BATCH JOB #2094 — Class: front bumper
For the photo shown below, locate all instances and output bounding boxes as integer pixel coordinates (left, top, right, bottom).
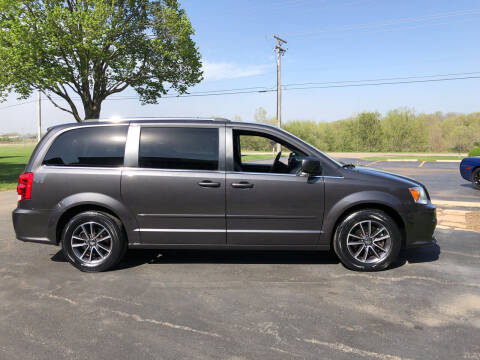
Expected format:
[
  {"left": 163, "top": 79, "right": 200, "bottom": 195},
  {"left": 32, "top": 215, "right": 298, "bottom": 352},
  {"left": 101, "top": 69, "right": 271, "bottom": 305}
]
[
  {"left": 12, "top": 207, "right": 55, "bottom": 245},
  {"left": 402, "top": 202, "right": 437, "bottom": 248}
]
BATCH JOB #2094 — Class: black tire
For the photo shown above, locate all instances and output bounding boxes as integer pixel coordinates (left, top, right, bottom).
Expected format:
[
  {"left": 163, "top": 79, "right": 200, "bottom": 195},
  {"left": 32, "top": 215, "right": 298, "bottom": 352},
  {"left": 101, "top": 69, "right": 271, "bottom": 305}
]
[
  {"left": 61, "top": 211, "right": 127, "bottom": 272},
  {"left": 472, "top": 168, "right": 480, "bottom": 190},
  {"left": 333, "top": 209, "right": 401, "bottom": 271}
]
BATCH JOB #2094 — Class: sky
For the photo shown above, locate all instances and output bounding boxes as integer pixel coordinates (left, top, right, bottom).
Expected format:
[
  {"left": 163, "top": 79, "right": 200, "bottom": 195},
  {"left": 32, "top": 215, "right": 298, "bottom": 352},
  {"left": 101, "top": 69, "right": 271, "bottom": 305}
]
[{"left": 1, "top": 0, "right": 480, "bottom": 134}]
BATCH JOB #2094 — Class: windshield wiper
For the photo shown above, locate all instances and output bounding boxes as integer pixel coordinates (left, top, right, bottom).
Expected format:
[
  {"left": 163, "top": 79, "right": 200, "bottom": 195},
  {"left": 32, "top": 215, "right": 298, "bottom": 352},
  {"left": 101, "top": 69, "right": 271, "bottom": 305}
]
[{"left": 342, "top": 163, "right": 356, "bottom": 169}]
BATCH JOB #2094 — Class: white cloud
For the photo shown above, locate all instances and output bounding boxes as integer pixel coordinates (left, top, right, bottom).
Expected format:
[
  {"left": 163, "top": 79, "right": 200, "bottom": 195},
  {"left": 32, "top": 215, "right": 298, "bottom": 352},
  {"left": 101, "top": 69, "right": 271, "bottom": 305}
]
[{"left": 202, "top": 61, "right": 271, "bottom": 81}]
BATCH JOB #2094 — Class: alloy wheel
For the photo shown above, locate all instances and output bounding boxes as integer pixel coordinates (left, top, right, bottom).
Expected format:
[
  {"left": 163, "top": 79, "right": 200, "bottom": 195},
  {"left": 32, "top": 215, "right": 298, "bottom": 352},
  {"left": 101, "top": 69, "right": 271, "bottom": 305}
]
[
  {"left": 70, "top": 221, "right": 112, "bottom": 266},
  {"left": 346, "top": 220, "right": 392, "bottom": 264}
]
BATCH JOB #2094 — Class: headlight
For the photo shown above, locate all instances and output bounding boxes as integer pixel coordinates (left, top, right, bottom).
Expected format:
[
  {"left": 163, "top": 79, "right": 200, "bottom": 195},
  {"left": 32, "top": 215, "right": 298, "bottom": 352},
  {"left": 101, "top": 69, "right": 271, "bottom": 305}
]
[{"left": 409, "top": 186, "right": 428, "bottom": 204}]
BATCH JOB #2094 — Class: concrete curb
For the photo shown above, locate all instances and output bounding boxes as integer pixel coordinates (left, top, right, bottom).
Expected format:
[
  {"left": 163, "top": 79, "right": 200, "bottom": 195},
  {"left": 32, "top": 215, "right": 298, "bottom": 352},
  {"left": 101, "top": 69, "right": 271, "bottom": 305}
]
[{"left": 433, "top": 200, "right": 480, "bottom": 208}]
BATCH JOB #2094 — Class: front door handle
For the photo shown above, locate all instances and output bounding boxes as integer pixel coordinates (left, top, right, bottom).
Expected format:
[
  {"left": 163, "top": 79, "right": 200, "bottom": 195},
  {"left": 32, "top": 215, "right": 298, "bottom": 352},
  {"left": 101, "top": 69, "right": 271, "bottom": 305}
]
[
  {"left": 198, "top": 180, "right": 221, "bottom": 188},
  {"left": 231, "top": 182, "right": 254, "bottom": 189}
]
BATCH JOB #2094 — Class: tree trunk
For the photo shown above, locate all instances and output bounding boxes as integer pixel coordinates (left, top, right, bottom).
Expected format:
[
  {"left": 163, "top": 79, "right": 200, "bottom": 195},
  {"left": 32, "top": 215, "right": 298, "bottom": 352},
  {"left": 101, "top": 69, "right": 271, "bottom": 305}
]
[{"left": 84, "top": 102, "right": 102, "bottom": 120}]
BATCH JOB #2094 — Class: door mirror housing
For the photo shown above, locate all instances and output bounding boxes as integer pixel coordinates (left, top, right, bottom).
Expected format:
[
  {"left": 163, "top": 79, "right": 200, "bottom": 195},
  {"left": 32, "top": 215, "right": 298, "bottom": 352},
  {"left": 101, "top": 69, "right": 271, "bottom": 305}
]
[{"left": 301, "top": 157, "right": 322, "bottom": 176}]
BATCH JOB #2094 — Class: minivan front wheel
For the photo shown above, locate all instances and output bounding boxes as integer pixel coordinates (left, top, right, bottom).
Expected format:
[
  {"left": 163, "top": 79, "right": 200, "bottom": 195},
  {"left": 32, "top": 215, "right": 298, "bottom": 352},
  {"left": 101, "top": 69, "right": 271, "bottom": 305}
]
[
  {"left": 333, "top": 209, "right": 401, "bottom": 271},
  {"left": 61, "top": 211, "right": 127, "bottom": 272}
]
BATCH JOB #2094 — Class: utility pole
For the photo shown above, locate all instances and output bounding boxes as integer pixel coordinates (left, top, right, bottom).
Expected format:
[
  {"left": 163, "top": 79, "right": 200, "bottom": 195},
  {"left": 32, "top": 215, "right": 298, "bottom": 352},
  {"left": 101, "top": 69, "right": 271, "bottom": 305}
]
[
  {"left": 274, "top": 35, "right": 287, "bottom": 130},
  {"left": 37, "top": 90, "right": 41, "bottom": 142},
  {"left": 274, "top": 35, "right": 286, "bottom": 153}
]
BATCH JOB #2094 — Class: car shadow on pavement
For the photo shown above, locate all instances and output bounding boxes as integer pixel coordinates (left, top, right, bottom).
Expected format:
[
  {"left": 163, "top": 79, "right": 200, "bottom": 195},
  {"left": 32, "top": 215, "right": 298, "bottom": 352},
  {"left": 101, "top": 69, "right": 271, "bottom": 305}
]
[
  {"left": 390, "top": 243, "right": 441, "bottom": 269},
  {"left": 460, "top": 183, "right": 476, "bottom": 189},
  {"left": 51, "top": 248, "right": 341, "bottom": 269},
  {"left": 51, "top": 244, "right": 441, "bottom": 271},
  {"left": 118, "top": 249, "right": 342, "bottom": 269}
]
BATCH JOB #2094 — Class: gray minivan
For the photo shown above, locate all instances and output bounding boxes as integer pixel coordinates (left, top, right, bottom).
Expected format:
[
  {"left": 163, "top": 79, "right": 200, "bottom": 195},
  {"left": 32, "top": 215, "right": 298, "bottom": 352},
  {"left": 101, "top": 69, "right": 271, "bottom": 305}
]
[{"left": 13, "top": 118, "right": 436, "bottom": 272}]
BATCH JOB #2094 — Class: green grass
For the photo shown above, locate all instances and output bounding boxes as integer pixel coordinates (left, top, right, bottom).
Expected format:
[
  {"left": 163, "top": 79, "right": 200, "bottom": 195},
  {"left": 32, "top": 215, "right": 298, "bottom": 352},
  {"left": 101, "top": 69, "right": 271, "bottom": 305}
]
[
  {"left": 241, "top": 151, "right": 292, "bottom": 162},
  {"left": 0, "top": 143, "right": 36, "bottom": 191},
  {"left": 362, "top": 155, "right": 464, "bottom": 162},
  {"left": 242, "top": 154, "right": 275, "bottom": 162}
]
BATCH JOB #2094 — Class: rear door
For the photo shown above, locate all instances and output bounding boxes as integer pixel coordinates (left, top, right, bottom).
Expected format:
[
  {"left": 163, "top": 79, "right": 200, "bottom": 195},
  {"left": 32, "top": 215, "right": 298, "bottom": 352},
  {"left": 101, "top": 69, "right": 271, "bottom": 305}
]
[{"left": 122, "top": 123, "right": 226, "bottom": 245}]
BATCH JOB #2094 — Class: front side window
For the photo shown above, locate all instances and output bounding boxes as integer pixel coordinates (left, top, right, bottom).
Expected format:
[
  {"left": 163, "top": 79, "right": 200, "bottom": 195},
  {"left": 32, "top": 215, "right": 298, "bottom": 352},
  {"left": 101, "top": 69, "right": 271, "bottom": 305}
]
[
  {"left": 233, "top": 130, "right": 306, "bottom": 174},
  {"left": 43, "top": 126, "right": 128, "bottom": 167},
  {"left": 139, "top": 127, "right": 219, "bottom": 171}
]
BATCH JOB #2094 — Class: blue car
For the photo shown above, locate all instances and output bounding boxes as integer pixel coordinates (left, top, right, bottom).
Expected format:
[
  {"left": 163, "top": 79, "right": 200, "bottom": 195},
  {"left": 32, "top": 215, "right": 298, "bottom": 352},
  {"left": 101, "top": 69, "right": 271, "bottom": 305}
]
[{"left": 460, "top": 157, "right": 480, "bottom": 190}]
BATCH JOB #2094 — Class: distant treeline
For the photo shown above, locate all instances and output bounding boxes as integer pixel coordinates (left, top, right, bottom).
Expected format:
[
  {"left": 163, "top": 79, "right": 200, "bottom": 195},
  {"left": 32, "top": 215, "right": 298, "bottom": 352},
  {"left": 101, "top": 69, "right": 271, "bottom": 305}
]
[
  {"left": 243, "top": 108, "right": 480, "bottom": 153},
  {"left": 0, "top": 133, "right": 36, "bottom": 142}
]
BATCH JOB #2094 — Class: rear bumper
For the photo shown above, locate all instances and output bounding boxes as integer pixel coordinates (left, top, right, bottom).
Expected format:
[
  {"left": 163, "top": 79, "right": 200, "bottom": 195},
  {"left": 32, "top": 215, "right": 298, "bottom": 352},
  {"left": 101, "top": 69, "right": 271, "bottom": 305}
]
[
  {"left": 459, "top": 167, "right": 472, "bottom": 181},
  {"left": 402, "top": 203, "right": 437, "bottom": 249},
  {"left": 12, "top": 207, "right": 56, "bottom": 245}
]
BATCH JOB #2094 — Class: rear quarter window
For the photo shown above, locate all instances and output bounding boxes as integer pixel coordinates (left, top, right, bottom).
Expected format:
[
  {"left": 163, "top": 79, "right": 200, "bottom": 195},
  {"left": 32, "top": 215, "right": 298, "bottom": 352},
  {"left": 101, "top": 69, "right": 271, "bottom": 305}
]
[{"left": 43, "top": 126, "right": 128, "bottom": 167}]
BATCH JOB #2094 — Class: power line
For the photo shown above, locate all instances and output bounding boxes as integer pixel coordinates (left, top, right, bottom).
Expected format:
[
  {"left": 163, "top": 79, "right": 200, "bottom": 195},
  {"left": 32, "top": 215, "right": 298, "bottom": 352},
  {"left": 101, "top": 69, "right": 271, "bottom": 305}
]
[
  {"left": 287, "top": 8, "right": 480, "bottom": 38},
  {"left": 1, "top": 73, "right": 480, "bottom": 111},
  {"left": 283, "top": 75, "right": 480, "bottom": 91},
  {"left": 91, "top": 75, "right": 480, "bottom": 99},
  {"left": 0, "top": 99, "right": 37, "bottom": 110},
  {"left": 282, "top": 71, "right": 480, "bottom": 87},
  {"left": 307, "top": 17, "right": 480, "bottom": 40}
]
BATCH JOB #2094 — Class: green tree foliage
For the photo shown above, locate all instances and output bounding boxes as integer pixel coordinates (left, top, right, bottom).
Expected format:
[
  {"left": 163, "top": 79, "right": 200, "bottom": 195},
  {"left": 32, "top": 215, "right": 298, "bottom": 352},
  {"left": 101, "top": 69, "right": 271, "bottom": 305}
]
[
  {"left": 0, "top": 0, "right": 202, "bottom": 121},
  {"left": 469, "top": 147, "right": 480, "bottom": 157},
  {"left": 249, "top": 107, "right": 480, "bottom": 153},
  {"left": 254, "top": 106, "right": 276, "bottom": 126},
  {"left": 382, "top": 109, "right": 428, "bottom": 152},
  {"left": 357, "top": 112, "right": 383, "bottom": 151}
]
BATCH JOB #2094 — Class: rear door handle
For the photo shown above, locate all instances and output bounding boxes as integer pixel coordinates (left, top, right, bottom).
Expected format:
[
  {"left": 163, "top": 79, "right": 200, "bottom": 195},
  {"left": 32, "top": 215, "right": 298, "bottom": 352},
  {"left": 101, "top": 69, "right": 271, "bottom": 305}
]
[
  {"left": 198, "top": 180, "right": 221, "bottom": 188},
  {"left": 231, "top": 182, "right": 254, "bottom": 189}
]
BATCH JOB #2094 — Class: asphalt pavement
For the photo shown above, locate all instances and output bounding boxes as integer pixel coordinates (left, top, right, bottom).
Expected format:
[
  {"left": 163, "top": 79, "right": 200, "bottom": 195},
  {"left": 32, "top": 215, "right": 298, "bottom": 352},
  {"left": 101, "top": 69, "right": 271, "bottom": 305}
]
[
  {"left": 0, "top": 188, "right": 479, "bottom": 360},
  {"left": 336, "top": 158, "right": 479, "bottom": 202}
]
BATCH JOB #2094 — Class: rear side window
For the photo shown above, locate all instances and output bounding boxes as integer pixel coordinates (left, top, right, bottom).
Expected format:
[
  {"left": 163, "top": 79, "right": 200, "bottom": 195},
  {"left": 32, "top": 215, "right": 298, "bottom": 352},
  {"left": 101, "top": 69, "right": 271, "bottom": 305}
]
[
  {"left": 43, "top": 126, "right": 128, "bottom": 167},
  {"left": 139, "top": 127, "right": 219, "bottom": 170}
]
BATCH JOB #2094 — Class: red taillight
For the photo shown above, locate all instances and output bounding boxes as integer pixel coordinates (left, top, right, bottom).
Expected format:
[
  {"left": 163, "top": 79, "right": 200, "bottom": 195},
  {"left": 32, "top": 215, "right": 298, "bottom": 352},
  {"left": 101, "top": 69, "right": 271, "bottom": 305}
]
[
  {"left": 17, "top": 172, "right": 34, "bottom": 202},
  {"left": 466, "top": 167, "right": 472, "bottom": 170}
]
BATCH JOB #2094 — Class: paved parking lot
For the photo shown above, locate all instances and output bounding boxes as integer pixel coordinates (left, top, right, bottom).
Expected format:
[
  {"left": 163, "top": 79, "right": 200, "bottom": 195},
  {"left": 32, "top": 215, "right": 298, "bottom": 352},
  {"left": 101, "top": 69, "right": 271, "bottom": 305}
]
[
  {"left": 1, "top": 182, "right": 479, "bottom": 359},
  {"left": 336, "top": 158, "right": 479, "bottom": 202}
]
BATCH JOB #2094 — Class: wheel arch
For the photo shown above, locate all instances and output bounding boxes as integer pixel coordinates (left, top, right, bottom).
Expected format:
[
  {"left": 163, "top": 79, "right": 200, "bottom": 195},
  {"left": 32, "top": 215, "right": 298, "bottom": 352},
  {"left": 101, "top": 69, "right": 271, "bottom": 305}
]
[
  {"left": 48, "top": 193, "right": 139, "bottom": 245},
  {"left": 55, "top": 204, "right": 124, "bottom": 245},
  {"left": 325, "top": 202, "right": 407, "bottom": 249}
]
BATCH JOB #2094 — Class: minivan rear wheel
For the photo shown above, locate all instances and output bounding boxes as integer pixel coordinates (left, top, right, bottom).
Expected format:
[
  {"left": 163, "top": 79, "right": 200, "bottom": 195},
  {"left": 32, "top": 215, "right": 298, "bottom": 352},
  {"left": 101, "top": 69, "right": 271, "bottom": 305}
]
[
  {"left": 61, "top": 211, "right": 127, "bottom": 272},
  {"left": 333, "top": 209, "right": 401, "bottom": 271}
]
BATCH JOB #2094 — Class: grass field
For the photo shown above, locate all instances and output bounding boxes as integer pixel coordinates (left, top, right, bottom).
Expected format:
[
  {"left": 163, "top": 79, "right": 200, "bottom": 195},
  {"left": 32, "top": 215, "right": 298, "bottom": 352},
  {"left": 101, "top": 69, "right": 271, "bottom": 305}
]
[
  {"left": 362, "top": 155, "right": 464, "bottom": 162},
  {"left": 0, "top": 144, "right": 36, "bottom": 191},
  {"left": 242, "top": 154, "right": 275, "bottom": 162}
]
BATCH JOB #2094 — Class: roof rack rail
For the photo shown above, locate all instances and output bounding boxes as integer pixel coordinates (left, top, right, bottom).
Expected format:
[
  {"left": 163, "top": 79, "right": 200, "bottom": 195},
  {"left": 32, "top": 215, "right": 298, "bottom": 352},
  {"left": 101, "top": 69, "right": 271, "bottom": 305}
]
[{"left": 83, "top": 116, "right": 231, "bottom": 122}]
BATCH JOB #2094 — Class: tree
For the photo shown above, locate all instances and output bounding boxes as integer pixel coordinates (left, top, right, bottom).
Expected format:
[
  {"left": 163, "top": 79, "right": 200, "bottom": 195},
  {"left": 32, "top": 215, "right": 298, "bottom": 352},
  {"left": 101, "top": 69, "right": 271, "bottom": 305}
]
[
  {"left": 357, "top": 112, "right": 383, "bottom": 152},
  {"left": 254, "top": 107, "right": 276, "bottom": 125},
  {"left": 0, "top": 0, "right": 202, "bottom": 122},
  {"left": 382, "top": 109, "right": 428, "bottom": 151}
]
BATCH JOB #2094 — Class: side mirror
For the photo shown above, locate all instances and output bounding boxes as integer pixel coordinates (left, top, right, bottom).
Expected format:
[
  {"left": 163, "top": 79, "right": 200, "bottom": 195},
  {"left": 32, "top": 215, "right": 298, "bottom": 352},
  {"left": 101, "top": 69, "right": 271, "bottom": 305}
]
[{"left": 301, "top": 157, "right": 322, "bottom": 176}]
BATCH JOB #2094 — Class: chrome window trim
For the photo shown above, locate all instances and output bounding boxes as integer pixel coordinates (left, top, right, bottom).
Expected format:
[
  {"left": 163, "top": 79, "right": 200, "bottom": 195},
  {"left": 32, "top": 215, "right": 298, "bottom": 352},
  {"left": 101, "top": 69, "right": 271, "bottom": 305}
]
[
  {"left": 37, "top": 124, "right": 129, "bottom": 170},
  {"left": 124, "top": 168, "right": 225, "bottom": 175},
  {"left": 41, "top": 165, "right": 125, "bottom": 171},
  {"left": 226, "top": 171, "right": 298, "bottom": 177},
  {"left": 137, "top": 125, "right": 224, "bottom": 171}
]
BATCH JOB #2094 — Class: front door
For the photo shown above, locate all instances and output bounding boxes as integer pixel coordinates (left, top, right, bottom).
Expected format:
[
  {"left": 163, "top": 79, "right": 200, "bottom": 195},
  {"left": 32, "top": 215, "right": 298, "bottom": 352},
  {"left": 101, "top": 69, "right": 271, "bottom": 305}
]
[
  {"left": 122, "top": 124, "right": 226, "bottom": 245},
  {"left": 226, "top": 129, "right": 324, "bottom": 245}
]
